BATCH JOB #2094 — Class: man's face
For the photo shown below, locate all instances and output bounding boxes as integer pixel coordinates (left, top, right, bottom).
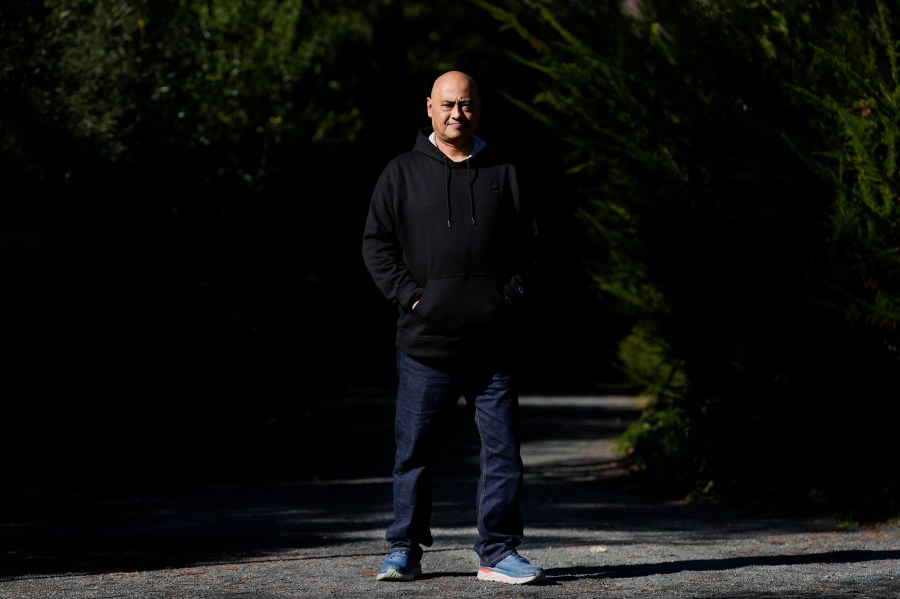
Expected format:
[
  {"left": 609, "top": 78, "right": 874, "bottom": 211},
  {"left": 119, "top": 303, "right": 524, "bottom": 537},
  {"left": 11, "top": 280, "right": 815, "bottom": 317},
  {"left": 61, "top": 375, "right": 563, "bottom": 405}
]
[{"left": 427, "top": 74, "right": 481, "bottom": 148}]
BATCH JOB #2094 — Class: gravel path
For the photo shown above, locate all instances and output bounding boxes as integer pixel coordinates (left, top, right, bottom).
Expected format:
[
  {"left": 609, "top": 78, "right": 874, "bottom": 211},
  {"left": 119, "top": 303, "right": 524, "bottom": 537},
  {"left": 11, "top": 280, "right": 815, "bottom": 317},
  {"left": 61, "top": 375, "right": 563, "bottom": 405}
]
[{"left": 2, "top": 395, "right": 898, "bottom": 598}]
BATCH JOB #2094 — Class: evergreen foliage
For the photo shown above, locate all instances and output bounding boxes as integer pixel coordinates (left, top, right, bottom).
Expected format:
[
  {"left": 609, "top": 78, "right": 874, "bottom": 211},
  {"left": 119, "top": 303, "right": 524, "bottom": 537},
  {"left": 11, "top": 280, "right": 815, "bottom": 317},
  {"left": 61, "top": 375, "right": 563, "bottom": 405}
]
[{"left": 481, "top": 0, "right": 900, "bottom": 516}]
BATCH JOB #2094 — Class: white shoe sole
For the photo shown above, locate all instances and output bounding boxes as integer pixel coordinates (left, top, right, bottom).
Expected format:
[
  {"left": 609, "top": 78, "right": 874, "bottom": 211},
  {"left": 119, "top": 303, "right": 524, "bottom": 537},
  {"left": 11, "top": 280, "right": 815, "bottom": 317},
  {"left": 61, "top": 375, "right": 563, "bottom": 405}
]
[{"left": 477, "top": 568, "right": 544, "bottom": 585}]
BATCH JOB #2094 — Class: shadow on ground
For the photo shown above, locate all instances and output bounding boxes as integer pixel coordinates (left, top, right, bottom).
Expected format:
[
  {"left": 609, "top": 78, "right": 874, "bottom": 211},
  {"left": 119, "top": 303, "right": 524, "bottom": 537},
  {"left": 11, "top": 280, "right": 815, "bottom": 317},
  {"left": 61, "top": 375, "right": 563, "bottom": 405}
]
[
  {"left": 4, "top": 393, "right": 891, "bottom": 591},
  {"left": 2, "top": 393, "right": 638, "bottom": 577}
]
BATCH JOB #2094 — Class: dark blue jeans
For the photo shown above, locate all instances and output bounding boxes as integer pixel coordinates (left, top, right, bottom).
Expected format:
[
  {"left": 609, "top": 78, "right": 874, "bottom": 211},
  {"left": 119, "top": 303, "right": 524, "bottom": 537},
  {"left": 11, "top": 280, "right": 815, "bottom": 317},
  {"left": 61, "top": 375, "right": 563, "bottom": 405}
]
[{"left": 386, "top": 350, "right": 525, "bottom": 567}]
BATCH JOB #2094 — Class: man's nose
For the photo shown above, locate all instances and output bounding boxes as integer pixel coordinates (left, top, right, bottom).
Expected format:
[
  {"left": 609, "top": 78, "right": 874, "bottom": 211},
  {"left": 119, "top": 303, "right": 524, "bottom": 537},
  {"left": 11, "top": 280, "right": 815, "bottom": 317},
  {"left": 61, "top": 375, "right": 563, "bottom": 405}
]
[{"left": 451, "top": 104, "right": 463, "bottom": 120}]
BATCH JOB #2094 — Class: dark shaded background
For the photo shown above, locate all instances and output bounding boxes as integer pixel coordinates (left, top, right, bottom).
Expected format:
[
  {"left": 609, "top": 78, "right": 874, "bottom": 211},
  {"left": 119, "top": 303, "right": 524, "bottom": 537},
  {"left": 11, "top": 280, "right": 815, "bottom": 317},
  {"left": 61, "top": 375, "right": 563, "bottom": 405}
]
[{"left": 2, "top": 43, "right": 627, "bottom": 496}]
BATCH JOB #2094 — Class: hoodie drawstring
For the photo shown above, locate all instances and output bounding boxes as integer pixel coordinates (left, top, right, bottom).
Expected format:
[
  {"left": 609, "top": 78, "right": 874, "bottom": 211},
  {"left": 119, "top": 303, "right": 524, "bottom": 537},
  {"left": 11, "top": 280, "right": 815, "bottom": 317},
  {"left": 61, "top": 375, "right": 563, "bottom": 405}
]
[
  {"left": 444, "top": 157, "right": 452, "bottom": 229},
  {"left": 444, "top": 157, "right": 476, "bottom": 229}
]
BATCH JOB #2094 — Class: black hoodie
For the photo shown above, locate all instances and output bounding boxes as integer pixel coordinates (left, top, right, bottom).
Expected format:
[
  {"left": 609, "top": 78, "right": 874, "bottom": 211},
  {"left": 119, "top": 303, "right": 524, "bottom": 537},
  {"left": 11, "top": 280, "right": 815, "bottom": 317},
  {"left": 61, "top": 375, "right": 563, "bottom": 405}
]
[{"left": 362, "top": 127, "right": 538, "bottom": 359}]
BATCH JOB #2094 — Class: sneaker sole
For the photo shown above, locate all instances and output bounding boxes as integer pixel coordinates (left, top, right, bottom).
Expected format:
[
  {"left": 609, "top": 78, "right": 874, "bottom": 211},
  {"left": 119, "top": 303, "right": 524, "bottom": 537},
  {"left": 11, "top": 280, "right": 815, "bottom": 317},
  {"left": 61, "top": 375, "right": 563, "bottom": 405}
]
[
  {"left": 376, "top": 565, "right": 421, "bottom": 582},
  {"left": 477, "top": 568, "right": 545, "bottom": 585}
]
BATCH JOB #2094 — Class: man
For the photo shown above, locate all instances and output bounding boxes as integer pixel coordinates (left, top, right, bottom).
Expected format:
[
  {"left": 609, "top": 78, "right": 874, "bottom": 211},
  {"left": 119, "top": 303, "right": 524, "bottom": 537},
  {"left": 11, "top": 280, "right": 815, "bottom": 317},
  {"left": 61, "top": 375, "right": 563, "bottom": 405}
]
[{"left": 362, "top": 70, "right": 543, "bottom": 585}]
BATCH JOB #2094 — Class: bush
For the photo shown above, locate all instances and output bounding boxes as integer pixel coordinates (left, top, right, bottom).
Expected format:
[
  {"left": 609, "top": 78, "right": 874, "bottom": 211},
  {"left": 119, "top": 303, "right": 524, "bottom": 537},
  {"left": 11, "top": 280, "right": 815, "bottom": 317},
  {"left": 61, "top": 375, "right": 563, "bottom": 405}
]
[{"left": 483, "top": 0, "right": 900, "bottom": 517}]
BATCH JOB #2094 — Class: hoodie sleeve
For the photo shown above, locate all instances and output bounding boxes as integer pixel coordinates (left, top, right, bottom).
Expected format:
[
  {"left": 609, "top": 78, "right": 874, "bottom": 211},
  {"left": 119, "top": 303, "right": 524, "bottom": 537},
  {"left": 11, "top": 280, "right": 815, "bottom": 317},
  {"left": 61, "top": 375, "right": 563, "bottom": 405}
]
[{"left": 362, "top": 165, "right": 423, "bottom": 310}]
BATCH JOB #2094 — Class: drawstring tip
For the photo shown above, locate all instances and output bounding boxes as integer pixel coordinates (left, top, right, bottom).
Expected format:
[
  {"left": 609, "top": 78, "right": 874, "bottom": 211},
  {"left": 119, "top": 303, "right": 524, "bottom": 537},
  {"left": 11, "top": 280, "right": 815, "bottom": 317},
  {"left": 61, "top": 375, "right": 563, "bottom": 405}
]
[
  {"left": 471, "top": 217, "right": 476, "bottom": 225},
  {"left": 447, "top": 220, "right": 451, "bottom": 229}
]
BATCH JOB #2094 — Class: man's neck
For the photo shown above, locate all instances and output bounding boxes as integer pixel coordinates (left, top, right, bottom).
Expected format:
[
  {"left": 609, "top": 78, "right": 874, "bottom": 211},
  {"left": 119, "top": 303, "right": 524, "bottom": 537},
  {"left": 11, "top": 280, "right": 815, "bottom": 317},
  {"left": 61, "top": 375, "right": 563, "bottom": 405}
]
[{"left": 434, "top": 135, "right": 473, "bottom": 162}]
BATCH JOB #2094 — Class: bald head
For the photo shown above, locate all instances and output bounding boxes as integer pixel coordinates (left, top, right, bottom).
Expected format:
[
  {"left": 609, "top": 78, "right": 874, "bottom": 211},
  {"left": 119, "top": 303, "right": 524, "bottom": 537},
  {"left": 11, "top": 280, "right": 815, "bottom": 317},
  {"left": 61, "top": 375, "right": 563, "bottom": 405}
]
[
  {"left": 427, "top": 71, "right": 482, "bottom": 160},
  {"left": 430, "top": 71, "right": 480, "bottom": 100}
]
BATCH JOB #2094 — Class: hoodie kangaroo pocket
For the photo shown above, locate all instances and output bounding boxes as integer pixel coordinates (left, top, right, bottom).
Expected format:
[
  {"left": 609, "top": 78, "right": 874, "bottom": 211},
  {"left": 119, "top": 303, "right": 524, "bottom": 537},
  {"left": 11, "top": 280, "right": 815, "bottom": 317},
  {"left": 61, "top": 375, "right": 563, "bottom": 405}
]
[{"left": 415, "top": 274, "right": 504, "bottom": 333}]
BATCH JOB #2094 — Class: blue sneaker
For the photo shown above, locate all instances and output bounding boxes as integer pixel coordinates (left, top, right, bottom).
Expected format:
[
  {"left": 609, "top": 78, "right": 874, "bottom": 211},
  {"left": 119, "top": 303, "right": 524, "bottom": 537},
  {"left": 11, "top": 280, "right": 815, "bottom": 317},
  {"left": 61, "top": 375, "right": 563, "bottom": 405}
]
[
  {"left": 376, "top": 549, "right": 422, "bottom": 581},
  {"left": 477, "top": 551, "right": 545, "bottom": 584}
]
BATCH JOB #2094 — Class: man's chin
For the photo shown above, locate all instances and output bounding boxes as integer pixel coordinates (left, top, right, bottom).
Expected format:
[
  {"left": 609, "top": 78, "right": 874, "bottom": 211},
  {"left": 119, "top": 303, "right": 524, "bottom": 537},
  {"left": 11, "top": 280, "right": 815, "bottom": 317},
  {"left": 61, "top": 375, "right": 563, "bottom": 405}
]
[{"left": 443, "top": 131, "right": 470, "bottom": 142}]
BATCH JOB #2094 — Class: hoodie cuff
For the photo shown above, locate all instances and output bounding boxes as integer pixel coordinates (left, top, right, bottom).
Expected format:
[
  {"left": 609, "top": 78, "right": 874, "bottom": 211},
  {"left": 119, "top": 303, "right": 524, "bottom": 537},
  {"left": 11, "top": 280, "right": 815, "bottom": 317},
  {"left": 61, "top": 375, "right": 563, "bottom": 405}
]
[{"left": 399, "top": 285, "right": 424, "bottom": 311}]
